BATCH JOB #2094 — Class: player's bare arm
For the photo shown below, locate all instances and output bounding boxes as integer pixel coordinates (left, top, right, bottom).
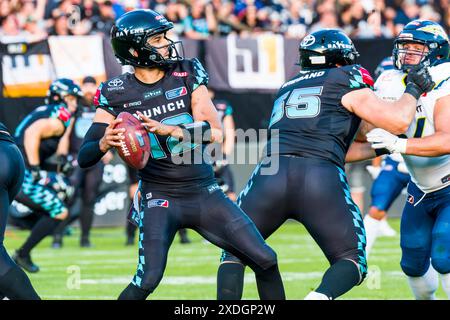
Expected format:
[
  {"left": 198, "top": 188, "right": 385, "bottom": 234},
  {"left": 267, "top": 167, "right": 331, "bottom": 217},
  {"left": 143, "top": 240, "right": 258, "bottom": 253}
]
[
  {"left": 342, "top": 66, "right": 434, "bottom": 134},
  {"left": 367, "top": 94, "right": 450, "bottom": 156},
  {"left": 24, "top": 118, "right": 65, "bottom": 166}
]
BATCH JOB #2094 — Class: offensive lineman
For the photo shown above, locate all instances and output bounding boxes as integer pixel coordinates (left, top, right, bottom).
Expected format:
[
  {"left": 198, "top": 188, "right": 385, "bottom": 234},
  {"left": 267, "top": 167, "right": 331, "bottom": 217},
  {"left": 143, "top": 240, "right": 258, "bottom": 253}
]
[
  {"left": 216, "top": 29, "right": 435, "bottom": 300},
  {"left": 366, "top": 20, "right": 450, "bottom": 299},
  {"left": 78, "top": 9, "right": 285, "bottom": 300}
]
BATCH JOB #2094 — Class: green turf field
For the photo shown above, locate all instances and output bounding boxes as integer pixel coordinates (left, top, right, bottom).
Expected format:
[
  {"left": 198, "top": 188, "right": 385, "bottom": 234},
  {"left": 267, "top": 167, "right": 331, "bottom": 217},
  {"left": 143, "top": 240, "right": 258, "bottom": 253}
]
[{"left": 3, "top": 218, "right": 448, "bottom": 300}]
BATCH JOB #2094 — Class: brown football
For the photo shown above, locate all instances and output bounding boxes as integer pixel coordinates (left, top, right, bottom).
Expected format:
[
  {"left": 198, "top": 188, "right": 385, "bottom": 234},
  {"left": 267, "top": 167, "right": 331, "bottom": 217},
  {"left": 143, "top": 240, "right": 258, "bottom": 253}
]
[{"left": 114, "top": 112, "right": 150, "bottom": 170}]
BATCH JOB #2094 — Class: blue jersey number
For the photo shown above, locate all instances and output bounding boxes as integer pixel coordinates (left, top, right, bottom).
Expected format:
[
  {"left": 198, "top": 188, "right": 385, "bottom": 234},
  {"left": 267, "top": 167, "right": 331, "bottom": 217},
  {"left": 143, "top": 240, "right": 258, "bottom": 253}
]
[
  {"left": 269, "top": 86, "right": 323, "bottom": 128},
  {"left": 148, "top": 113, "right": 198, "bottom": 159}
]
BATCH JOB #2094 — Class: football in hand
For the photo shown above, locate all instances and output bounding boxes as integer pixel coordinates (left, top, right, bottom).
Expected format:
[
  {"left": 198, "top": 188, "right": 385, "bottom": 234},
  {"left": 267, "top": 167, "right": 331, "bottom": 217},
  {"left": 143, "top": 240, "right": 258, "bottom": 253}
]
[{"left": 114, "top": 112, "right": 150, "bottom": 170}]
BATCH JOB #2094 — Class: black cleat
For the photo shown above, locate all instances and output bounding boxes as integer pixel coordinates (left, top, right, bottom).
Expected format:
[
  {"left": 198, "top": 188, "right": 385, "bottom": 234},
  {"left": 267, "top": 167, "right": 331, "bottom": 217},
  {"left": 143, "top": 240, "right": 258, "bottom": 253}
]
[
  {"left": 180, "top": 236, "right": 191, "bottom": 244},
  {"left": 125, "top": 237, "right": 135, "bottom": 246},
  {"left": 13, "top": 252, "right": 40, "bottom": 273},
  {"left": 80, "top": 237, "right": 92, "bottom": 248},
  {"left": 52, "top": 235, "right": 63, "bottom": 249}
]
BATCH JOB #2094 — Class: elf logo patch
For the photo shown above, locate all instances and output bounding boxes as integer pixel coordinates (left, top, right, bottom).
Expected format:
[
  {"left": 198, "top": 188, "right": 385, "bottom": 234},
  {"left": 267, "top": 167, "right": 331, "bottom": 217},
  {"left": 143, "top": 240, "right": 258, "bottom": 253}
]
[
  {"left": 148, "top": 199, "right": 169, "bottom": 208},
  {"left": 407, "top": 194, "right": 414, "bottom": 204},
  {"left": 172, "top": 71, "right": 188, "bottom": 77},
  {"left": 165, "top": 86, "right": 187, "bottom": 100}
]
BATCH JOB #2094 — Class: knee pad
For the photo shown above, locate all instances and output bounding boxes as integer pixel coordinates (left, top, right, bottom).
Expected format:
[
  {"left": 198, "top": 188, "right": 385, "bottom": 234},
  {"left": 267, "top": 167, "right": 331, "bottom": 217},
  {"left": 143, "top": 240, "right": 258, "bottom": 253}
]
[
  {"left": 431, "top": 258, "right": 450, "bottom": 275},
  {"left": 334, "top": 249, "right": 368, "bottom": 284},
  {"left": 401, "top": 248, "right": 430, "bottom": 277},
  {"left": 134, "top": 268, "right": 164, "bottom": 293},
  {"left": 257, "top": 246, "right": 277, "bottom": 270}
]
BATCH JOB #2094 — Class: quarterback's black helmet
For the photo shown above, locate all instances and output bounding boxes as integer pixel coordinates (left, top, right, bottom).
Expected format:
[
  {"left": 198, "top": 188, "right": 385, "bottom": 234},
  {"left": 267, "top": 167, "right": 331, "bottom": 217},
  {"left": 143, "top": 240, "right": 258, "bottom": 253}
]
[{"left": 110, "top": 9, "right": 183, "bottom": 67}]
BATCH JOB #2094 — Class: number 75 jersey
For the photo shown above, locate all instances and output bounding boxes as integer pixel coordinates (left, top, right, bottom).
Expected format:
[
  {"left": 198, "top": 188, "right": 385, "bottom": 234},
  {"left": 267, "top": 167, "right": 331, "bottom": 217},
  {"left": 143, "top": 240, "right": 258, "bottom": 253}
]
[
  {"left": 266, "top": 64, "right": 374, "bottom": 169},
  {"left": 374, "top": 62, "right": 450, "bottom": 192}
]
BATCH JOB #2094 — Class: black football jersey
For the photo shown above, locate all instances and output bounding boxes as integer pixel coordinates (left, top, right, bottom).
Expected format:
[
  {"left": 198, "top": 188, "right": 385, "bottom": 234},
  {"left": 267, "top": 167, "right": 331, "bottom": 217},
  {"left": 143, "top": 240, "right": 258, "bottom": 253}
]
[
  {"left": 14, "top": 104, "right": 73, "bottom": 167},
  {"left": 94, "top": 58, "right": 215, "bottom": 188},
  {"left": 0, "top": 122, "right": 14, "bottom": 143},
  {"left": 266, "top": 64, "right": 374, "bottom": 168}
]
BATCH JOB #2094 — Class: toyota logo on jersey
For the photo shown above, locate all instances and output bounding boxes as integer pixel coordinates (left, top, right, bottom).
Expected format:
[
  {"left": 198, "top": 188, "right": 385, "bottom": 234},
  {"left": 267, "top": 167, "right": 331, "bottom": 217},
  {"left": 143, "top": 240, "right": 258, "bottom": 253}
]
[{"left": 108, "top": 79, "right": 124, "bottom": 87}]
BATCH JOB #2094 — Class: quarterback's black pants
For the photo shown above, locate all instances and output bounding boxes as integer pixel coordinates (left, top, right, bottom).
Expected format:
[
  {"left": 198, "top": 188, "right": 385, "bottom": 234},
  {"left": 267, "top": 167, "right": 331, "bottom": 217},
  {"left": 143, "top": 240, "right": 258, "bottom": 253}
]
[{"left": 121, "top": 181, "right": 282, "bottom": 299}]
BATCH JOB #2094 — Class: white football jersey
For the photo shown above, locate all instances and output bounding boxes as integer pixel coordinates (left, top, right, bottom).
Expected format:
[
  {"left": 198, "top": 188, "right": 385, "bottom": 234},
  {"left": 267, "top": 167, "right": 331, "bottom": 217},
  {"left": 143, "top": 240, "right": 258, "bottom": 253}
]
[{"left": 374, "top": 62, "right": 450, "bottom": 192}]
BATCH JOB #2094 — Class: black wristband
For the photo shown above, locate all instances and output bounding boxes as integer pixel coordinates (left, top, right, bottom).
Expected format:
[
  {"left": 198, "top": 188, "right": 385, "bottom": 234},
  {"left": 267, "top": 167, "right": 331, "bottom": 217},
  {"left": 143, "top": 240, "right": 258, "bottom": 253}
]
[
  {"left": 29, "top": 164, "right": 41, "bottom": 172},
  {"left": 179, "top": 121, "right": 212, "bottom": 144},
  {"left": 375, "top": 148, "right": 391, "bottom": 156},
  {"left": 404, "top": 82, "right": 422, "bottom": 100}
]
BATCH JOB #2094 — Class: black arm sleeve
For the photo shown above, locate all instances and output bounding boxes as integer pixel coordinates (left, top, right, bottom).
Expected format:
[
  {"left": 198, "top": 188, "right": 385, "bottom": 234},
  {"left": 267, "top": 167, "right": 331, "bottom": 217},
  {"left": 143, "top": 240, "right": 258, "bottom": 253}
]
[{"left": 78, "top": 122, "right": 108, "bottom": 168}]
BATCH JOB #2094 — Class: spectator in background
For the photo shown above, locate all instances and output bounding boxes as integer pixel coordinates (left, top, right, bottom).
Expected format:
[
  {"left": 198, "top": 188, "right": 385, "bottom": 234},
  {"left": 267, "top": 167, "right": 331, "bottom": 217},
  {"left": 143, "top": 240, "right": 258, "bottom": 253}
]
[
  {"left": 418, "top": 4, "right": 440, "bottom": 22},
  {"left": 165, "top": 1, "right": 188, "bottom": 36},
  {"left": 377, "top": 0, "right": 397, "bottom": 37},
  {"left": 393, "top": 0, "right": 420, "bottom": 35},
  {"left": 184, "top": 0, "right": 217, "bottom": 39},
  {"left": 48, "top": 11, "right": 72, "bottom": 35},
  {"left": 150, "top": 0, "right": 169, "bottom": 15},
  {"left": 355, "top": 9, "right": 393, "bottom": 38},
  {"left": 284, "top": 0, "right": 308, "bottom": 39},
  {"left": 308, "top": 8, "right": 339, "bottom": 33},
  {"left": 239, "top": 3, "right": 265, "bottom": 37},
  {"left": 82, "top": 0, "right": 100, "bottom": 21},
  {"left": 0, "top": 12, "right": 34, "bottom": 42},
  {"left": 210, "top": 0, "right": 241, "bottom": 36},
  {"left": 90, "top": 0, "right": 116, "bottom": 35}
]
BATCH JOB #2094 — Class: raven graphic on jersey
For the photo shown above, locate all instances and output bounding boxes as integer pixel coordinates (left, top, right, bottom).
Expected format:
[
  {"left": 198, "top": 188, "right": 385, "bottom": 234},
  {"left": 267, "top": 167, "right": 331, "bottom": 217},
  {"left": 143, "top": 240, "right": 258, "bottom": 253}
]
[
  {"left": 94, "top": 58, "right": 215, "bottom": 188},
  {"left": 266, "top": 64, "right": 373, "bottom": 168}
]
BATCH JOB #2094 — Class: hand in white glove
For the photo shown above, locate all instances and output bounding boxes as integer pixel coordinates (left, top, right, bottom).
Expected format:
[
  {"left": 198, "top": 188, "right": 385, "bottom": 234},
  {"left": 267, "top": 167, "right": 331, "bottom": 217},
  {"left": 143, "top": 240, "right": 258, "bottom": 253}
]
[{"left": 366, "top": 128, "right": 407, "bottom": 154}]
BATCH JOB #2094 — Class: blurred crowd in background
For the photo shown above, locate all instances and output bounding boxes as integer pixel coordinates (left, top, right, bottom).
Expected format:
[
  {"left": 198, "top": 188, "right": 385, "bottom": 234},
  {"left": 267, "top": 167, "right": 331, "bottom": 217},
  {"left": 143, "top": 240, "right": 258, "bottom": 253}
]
[{"left": 0, "top": 0, "right": 449, "bottom": 44}]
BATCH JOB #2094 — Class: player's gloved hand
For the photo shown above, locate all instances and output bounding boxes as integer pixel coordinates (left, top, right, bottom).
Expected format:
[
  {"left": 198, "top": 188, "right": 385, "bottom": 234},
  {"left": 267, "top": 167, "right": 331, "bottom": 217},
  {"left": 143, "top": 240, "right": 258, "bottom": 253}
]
[
  {"left": 365, "top": 165, "right": 382, "bottom": 180},
  {"left": 405, "top": 63, "right": 435, "bottom": 99},
  {"left": 29, "top": 165, "right": 45, "bottom": 183},
  {"left": 366, "top": 128, "right": 407, "bottom": 154}
]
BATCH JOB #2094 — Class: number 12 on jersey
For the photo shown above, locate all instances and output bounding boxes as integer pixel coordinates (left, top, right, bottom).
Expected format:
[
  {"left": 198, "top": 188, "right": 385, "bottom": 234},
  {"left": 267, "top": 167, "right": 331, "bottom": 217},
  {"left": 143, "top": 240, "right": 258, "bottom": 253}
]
[{"left": 269, "top": 86, "right": 323, "bottom": 128}]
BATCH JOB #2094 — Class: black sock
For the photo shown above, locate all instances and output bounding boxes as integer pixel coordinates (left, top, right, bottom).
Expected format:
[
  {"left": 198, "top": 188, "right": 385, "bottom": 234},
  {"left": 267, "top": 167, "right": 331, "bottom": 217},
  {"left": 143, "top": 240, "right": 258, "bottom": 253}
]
[
  {"left": 18, "top": 215, "right": 60, "bottom": 256},
  {"left": 0, "top": 265, "right": 40, "bottom": 300},
  {"left": 315, "top": 259, "right": 361, "bottom": 299},
  {"left": 126, "top": 222, "right": 137, "bottom": 240},
  {"left": 118, "top": 283, "right": 151, "bottom": 300},
  {"left": 53, "top": 215, "right": 77, "bottom": 238},
  {"left": 254, "top": 264, "right": 285, "bottom": 300},
  {"left": 80, "top": 205, "right": 94, "bottom": 240},
  {"left": 217, "top": 263, "right": 245, "bottom": 300}
]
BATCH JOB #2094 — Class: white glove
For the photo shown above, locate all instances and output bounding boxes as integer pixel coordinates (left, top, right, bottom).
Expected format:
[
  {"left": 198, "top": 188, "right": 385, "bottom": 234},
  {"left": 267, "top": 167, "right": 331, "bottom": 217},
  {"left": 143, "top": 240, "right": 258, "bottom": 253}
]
[
  {"left": 366, "top": 128, "right": 407, "bottom": 154},
  {"left": 366, "top": 165, "right": 382, "bottom": 180}
]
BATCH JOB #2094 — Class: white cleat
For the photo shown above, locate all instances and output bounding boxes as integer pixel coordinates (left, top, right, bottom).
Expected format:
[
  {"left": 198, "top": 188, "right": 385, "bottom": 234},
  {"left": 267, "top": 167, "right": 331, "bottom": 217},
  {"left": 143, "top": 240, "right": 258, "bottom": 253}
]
[
  {"left": 304, "top": 291, "right": 331, "bottom": 300},
  {"left": 378, "top": 219, "right": 397, "bottom": 237}
]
